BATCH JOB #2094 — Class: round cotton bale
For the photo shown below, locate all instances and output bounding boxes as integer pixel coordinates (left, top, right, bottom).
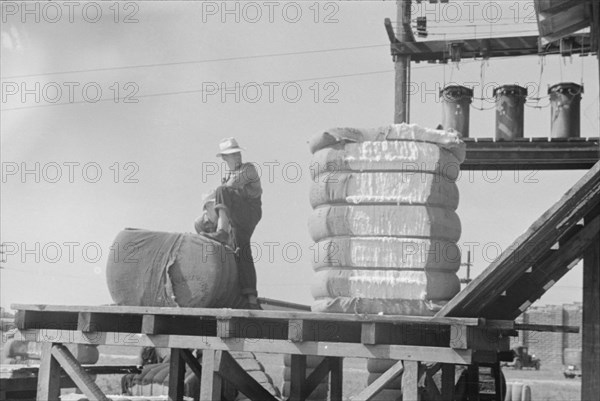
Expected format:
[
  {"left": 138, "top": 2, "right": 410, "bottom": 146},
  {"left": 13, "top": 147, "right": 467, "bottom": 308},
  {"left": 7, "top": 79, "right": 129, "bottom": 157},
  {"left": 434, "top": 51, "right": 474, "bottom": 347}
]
[{"left": 106, "top": 228, "right": 247, "bottom": 308}]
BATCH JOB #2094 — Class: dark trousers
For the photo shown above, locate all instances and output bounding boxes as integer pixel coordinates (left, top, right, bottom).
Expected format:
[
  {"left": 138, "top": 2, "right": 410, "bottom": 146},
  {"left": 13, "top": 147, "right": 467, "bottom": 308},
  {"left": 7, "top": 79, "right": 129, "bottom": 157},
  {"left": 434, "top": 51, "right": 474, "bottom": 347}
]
[{"left": 214, "top": 185, "right": 262, "bottom": 297}]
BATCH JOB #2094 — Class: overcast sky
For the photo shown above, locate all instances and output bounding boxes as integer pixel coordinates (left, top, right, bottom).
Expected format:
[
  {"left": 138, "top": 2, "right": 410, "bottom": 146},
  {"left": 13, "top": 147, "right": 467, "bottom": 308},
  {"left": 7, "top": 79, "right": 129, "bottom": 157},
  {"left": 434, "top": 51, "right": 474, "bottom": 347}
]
[{"left": 1, "top": 1, "right": 598, "bottom": 310}]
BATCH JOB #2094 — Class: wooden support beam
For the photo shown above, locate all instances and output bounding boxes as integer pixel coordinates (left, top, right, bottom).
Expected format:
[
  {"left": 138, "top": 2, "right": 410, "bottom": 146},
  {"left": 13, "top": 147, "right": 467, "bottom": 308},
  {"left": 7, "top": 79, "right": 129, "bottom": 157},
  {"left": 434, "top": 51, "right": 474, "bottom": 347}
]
[
  {"left": 361, "top": 323, "right": 450, "bottom": 346},
  {"left": 514, "top": 323, "right": 579, "bottom": 333},
  {"left": 484, "top": 319, "right": 579, "bottom": 333},
  {"left": 351, "top": 360, "right": 404, "bottom": 401},
  {"left": 17, "top": 310, "right": 77, "bottom": 331},
  {"left": 180, "top": 349, "right": 202, "bottom": 379},
  {"left": 302, "top": 357, "right": 332, "bottom": 400},
  {"left": 391, "top": 34, "right": 593, "bottom": 62},
  {"left": 461, "top": 138, "right": 600, "bottom": 171},
  {"left": 582, "top": 211, "right": 600, "bottom": 400},
  {"left": 472, "top": 351, "right": 498, "bottom": 364},
  {"left": 401, "top": 361, "right": 420, "bottom": 401},
  {"left": 37, "top": 343, "right": 60, "bottom": 401},
  {"left": 78, "top": 312, "right": 141, "bottom": 333},
  {"left": 168, "top": 349, "right": 185, "bottom": 401},
  {"left": 50, "top": 344, "right": 109, "bottom": 401},
  {"left": 141, "top": 314, "right": 216, "bottom": 336},
  {"left": 217, "top": 317, "right": 288, "bottom": 340},
  {"left": 450, "top": 326, "right": 509, "bottom": 352},
  {"left": 330, "top": 357, "right": 343, "bottom": 401},
  {"left": 217, "top": 351, "right": 278, "bottom": 401},
  {"left": 289, "top": 319, "right": 362, "bottom": 343},
  {"left": 200, "top": 350, "right": 223, "bottom": 401},
  {"left": 10, "top": 304, "right": 483, "bottom": 327},
  {"left": 14, "top": 330, "right": 474, "bottom": 364},
  {"left": 289, "top": 355, "right": 307, "bottom": 401},
  {"left": 440, "top": 364, "right": 455, "bottom": 400}
]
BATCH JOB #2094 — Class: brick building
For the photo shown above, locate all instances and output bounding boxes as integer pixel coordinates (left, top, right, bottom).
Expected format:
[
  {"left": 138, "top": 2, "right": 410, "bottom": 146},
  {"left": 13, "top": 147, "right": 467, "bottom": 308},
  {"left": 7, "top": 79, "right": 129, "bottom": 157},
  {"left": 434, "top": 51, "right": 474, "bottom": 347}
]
[{"left": 511, "top": 303, "right": 583, "bottom": 366}]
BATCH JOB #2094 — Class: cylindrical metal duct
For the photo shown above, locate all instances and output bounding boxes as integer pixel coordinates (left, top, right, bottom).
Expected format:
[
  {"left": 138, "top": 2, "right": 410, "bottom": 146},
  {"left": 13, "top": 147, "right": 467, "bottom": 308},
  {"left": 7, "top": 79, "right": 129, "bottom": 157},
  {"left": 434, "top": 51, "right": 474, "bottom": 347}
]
[
  {"left": 494, "top": 85, "right": 528, "bottom": 140},
  {"left": 548, "top": 82, "right": 583, "bottom": 138},
  {"left": 440, "top": 85, "right": 474, "bottom": 138}
]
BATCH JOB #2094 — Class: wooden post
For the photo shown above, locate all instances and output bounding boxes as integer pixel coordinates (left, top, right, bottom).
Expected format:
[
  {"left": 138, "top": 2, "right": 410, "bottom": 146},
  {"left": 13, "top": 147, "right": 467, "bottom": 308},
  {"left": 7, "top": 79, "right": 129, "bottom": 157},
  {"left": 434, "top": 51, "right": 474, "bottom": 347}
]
[
  {"left": 401, "top": 361, "right": 420, "bottom": 401},
  {"left": 491, "top": 362, "right": 503, "bottom": 401},
  {"left": 582, "top": 211, "right": 600, "bottom": 400},
  {"left": 440, "top": 364, "right": 455, "bottom": 400},
  {"left": 593, "top": 0, "right": 600, "bottom": 119},
  {"left": 330, "top": 357, "right": 343, "bottom": 401},
  {"left": 395, "top": 0, "right": 412, "bottom": 123},
  {"left": 289, "top": 355, "right": 307, "bottom": 401},
  {"left": 466, "top": 364, "right": 479, "bottom": 400},
  {"left": 168, "top": 349, "right": 186, "bottom": 401},
  {"left": 37, "top": 343, "right": 60, "bottom": 401},
  {"left": 200, "top": 350, "right": 223, "bottom": 401}
]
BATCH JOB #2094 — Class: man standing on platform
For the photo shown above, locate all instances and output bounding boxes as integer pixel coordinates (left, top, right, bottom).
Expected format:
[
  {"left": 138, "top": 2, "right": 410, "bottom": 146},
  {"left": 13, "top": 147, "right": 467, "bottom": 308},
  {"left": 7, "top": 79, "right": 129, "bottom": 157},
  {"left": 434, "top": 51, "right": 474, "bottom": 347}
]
[{"left": 202, "top": 137, "right": 263, "bottom": 309}]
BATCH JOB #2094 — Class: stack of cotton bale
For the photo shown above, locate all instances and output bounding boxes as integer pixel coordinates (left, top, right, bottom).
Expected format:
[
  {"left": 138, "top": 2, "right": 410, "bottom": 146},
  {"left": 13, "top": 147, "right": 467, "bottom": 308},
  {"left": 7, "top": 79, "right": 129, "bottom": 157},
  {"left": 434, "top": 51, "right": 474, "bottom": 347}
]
[
  {"left": 307, "top": 124, "right": 465, "bottom": 400},
  {"left": 308, "top": 123, "right": 465, "bottom": 314}
]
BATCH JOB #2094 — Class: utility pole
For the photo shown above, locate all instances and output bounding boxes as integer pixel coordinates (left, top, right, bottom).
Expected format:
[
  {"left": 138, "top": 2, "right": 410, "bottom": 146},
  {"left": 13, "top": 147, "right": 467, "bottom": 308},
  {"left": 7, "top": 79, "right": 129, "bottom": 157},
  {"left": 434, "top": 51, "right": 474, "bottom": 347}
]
[
  {"left": 460, "top": 251, "right": 472, "bottom": 285},
  {"left": 395, "top": 0, "right": 412, "bottom": 123}
]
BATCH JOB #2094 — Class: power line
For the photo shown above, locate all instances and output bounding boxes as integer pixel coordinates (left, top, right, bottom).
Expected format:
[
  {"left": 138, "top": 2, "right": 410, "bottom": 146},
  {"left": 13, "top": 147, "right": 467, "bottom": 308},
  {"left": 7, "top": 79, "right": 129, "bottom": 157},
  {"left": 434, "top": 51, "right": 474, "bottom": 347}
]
[
  {"left": 1, "top": 44, "right": 390, "bottom": 80},
  {"left": 0, "top": 58, "right": 495, "bottom": 112},
  {"left": 1, "top": 70, "right": 394, "bottom": 111},
  {"left": 2, "top": 60, "right": 486, "bottom": 112}
]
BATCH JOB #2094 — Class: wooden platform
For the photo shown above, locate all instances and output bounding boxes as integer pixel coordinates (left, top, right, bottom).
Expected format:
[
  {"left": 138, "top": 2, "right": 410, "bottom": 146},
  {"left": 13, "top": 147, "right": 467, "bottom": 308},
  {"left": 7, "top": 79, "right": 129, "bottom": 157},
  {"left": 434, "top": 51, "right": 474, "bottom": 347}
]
[
  {"left": 461, "top": 137, "right": 600, "bottom": 170},
  {"left": 11, "top": 303, "right": 580, "bottom": 401}
]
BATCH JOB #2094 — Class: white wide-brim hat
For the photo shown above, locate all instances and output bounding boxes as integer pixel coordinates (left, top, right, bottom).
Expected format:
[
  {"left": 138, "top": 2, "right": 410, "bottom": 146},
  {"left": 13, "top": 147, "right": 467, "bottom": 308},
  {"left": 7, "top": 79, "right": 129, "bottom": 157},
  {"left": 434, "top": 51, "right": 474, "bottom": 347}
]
[{"left": 216, "top": 137, "right": 244, "bottom": 156}]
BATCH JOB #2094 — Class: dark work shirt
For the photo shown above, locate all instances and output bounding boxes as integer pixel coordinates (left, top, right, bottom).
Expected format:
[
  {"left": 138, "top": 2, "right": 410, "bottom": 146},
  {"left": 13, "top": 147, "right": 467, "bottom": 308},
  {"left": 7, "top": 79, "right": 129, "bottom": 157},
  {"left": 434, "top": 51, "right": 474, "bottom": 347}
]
[{"left": 223, "top": 162, "right": 262, "bottom": 199}]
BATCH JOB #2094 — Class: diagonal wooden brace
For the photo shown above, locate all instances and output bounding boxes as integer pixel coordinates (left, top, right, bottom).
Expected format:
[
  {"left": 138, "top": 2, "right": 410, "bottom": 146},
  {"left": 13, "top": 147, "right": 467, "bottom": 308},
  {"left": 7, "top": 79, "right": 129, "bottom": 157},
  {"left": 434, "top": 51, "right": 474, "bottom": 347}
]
[
  {"left": 301, "top": 357, "right": 335, "bottom": 400},
  {"left": 50, "top": 344, "right": 109, "bottom": 401},
  {"left": 350, "top": 360, "right": 404, "bottom": 401},
  {"left": 200, "top": 350, "right": 277, "bottom": 401},
  {"left": 37, "top": 343, "right": 61, "bottom": 401}
]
